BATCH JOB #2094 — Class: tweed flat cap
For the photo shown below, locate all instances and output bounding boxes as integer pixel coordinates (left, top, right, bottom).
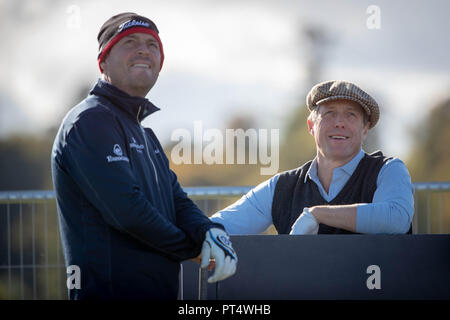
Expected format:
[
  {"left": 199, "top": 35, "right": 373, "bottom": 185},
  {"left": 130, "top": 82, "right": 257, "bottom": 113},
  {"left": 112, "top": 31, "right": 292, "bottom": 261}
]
[{"left": 306, "top": 80, "right": 379, "bottom": 129}]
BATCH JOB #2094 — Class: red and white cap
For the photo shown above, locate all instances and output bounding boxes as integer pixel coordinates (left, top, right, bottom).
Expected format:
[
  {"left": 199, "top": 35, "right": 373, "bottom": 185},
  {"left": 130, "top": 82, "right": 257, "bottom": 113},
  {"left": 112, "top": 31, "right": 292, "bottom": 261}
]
[{"left": 97, "top": 12, "right": 164, "bottom": 73}]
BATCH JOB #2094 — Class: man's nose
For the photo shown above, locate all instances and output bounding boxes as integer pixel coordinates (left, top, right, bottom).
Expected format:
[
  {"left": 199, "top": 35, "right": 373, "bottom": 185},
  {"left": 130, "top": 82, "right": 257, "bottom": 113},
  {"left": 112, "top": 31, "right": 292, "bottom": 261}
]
[
  {"left": 334, "top": 113, "right": 346, "bottom": 127},
  {"left": 136, "top": 43, "right": 150, "bottom": 56}
]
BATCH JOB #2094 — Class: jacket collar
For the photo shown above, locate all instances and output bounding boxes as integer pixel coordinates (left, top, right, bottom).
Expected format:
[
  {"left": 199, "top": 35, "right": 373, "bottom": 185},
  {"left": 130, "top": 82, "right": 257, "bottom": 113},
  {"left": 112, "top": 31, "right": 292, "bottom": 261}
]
[{"left": 90, "top": 79, "right": 160, "bottom": 122}]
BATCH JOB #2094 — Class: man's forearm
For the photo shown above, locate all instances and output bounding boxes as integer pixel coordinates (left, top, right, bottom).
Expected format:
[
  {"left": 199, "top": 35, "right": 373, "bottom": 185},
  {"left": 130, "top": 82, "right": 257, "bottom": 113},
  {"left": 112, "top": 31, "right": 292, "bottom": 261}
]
[{"left": 310, "top": 204, "right": 358, "bottom": 232}]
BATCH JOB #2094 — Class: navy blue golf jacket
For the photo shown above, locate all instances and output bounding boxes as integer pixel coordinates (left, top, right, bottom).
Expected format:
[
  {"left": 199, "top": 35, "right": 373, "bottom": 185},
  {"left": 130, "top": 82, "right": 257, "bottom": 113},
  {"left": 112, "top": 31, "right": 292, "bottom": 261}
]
[{"left": 51, "top": 79, "right": 223, "bottom": 300}]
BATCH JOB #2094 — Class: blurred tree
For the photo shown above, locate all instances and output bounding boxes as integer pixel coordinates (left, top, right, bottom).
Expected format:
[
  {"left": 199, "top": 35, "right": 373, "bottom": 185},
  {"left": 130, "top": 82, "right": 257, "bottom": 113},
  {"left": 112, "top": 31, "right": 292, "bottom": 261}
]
[
  {"left": 407, "top": 97, "right": 450, "bottom": 181},
  {"left": 0, "top": 82, "right": 93, "bottom": 299},
  {"left": 0, "top": 83, "right": 92, "bottom": 191},
  {"left": 406, "top": 96, "right": 450, "bottom": 233},
  {"left": 302, "top": 24, "right": 335, "bottom": 89},
  {"left": 0, "top": 135, "right": 53, "bottom": 190},
  {"left": 278, "top": 104, "right": 316, "bottom": 172},
  {"left": 168, "top": 113, "right": 264, "bottom": 187}
]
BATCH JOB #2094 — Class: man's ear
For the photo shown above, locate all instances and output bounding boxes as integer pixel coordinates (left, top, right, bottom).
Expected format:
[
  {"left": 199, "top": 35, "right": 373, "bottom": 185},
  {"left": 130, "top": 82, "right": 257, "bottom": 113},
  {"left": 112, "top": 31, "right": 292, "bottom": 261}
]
[
  {"left": 361, "top": 122, "right": 370, "bottom": 141},
  {"left": 100, "top": 61, "right": 106, "bottom": 73},
  {"left": 307, "top": 119, "right": 315, "bottom": 136},
  {"left": 100, "top": 53, "right": 110, "bottom": 74}
]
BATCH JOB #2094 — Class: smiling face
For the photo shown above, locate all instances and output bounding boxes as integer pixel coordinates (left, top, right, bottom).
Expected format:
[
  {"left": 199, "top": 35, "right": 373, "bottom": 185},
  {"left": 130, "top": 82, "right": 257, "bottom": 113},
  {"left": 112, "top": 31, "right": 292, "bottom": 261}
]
[
  {"left": 307, "top": 99, "right": 370, "bottom": 165},
  {"left": 100, "top": 32, "right": 161, "bottom": 97}
]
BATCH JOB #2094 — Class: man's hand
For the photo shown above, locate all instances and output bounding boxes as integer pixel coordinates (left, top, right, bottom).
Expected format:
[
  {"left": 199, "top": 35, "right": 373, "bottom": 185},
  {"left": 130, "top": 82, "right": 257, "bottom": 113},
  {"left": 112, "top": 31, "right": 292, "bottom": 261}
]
[
  {"left": 289, "top": 208, "right": 319, "bottom": 235},
  {"left": 190, "top": 255, "right": 215, "bottom": 271},
  {"left": 200, "top": 228, "right": 237, "bottom": 283}
]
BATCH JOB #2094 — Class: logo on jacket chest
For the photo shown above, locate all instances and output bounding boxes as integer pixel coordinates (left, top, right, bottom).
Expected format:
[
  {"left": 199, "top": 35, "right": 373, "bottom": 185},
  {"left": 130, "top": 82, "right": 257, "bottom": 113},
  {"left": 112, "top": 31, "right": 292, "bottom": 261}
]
[
  {"left": 130, "top": 137, "right": 145, "bottom": 153},
  {"left": 107, "top": 144, "right": 130, "bottom": 163}
]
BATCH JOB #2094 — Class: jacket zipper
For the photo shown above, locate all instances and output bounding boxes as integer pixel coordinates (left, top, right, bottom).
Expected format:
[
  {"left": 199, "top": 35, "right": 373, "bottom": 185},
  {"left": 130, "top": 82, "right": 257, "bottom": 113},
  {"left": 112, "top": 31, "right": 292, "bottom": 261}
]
[{"left": 137, "top": 106, "right": 160, "bottom": 188}]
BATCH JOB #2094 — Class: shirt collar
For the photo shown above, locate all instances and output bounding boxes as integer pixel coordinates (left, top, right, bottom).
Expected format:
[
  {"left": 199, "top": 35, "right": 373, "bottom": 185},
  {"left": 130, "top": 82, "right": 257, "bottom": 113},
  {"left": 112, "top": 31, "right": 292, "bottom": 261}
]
[
  {"left": 90, "top": 79, "right": 160, "bottom": 122},
  {"left": 304, "top": 149, "right": 365, "bottom": 183}
]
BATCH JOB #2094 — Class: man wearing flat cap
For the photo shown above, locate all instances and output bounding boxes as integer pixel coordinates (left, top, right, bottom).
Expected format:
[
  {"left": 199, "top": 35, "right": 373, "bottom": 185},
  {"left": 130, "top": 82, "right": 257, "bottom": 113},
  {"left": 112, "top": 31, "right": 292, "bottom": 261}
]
[
  {"left": 51, "top": 12, "right": 237, "bottom": 300},
  {"left": 211, "top": 80, "right": 414, "bottom": 235}
]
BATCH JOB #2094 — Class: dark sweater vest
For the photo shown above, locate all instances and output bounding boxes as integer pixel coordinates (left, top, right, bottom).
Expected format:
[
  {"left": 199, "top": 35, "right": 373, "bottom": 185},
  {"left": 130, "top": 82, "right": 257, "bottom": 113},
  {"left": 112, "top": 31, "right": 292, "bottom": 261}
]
[{"left": 272, "top": 151, "right": 412, "bottom": 234}]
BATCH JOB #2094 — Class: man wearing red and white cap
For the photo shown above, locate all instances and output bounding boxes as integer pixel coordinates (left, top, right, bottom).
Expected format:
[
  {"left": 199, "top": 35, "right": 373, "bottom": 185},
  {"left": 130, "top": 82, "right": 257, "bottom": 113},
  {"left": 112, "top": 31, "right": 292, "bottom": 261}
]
[{"left": 52, "top": 13, "right": 237, "bottom": 300}]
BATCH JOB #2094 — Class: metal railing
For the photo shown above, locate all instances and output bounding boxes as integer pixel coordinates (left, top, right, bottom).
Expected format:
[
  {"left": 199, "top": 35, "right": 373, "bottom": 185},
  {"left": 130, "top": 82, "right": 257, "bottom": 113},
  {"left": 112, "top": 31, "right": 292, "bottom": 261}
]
[
  {"left": 0, "top": 182, "right": 449, "bottom": 300},
  {"left": 412, "top": 182, "right": 450, "bottom": 234}
]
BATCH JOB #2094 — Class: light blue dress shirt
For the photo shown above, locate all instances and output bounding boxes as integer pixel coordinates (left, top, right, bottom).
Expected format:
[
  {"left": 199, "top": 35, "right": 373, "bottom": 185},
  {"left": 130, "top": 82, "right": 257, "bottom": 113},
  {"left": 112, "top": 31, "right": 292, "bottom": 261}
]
[{"left": 211, "top": 149, "right": 414, "bottom": 234}]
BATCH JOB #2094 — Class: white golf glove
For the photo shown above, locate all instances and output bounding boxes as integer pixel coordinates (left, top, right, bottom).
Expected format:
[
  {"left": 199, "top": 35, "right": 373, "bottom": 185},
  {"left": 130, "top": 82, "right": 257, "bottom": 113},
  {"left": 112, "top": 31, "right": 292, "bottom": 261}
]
[
  {"left": 289, "top": 208, "right": 319, "bottom": 235},
  {"left": 200, "top": 228, "right": 237, "bottom": 283}
]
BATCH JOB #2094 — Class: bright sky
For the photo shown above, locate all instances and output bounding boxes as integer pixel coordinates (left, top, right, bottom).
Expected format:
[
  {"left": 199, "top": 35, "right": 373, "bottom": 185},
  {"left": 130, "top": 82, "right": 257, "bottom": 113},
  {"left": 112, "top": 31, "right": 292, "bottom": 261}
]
[{"left": 1, "top": 0, "right": 449, "bottom": 159}]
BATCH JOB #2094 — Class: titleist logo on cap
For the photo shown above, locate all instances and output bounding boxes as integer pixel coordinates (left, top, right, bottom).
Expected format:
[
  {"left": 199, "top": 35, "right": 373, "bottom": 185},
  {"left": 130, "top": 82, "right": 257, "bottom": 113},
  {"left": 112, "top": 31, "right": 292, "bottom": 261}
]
[{"left": 118, "top": 19, "right": 151, "bottom": 32}]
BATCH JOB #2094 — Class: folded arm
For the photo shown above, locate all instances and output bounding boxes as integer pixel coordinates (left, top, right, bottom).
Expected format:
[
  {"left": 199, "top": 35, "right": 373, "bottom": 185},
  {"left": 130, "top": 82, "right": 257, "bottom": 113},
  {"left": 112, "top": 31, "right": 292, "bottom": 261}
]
[{"left": 309, "top": 159, "right": 414, "bottom": 234}]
